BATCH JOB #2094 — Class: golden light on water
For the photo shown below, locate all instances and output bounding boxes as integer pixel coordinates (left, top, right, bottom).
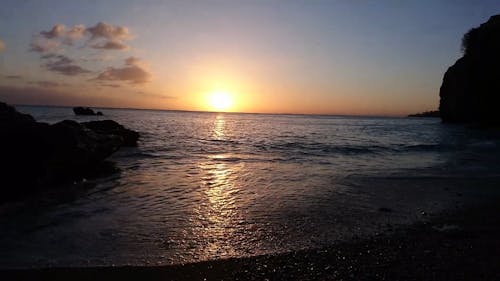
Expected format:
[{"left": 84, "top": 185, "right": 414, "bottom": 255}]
[
  {"left": 192, "top": 114, "right": 241, "bottom": 259},
  {"left": 208, "top": 91, "right": 233, "bottom": 112}
]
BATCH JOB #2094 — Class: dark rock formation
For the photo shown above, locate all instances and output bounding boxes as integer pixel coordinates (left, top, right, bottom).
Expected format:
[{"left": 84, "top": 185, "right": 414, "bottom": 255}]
[
  {"left": 73, "top": 106, "right": 103, "bottom": 116},
  {"left": 83, "top": 120, "right": 140, "bottom": 146},
  {"left": 439, "top": 15, "right": 500, "bottom": 124},
  {"left": 408, "top": 110, "right": 440, "bottom": 118},
  {"left": 0, "top": 102, "right": 139, "bottom": 202}
]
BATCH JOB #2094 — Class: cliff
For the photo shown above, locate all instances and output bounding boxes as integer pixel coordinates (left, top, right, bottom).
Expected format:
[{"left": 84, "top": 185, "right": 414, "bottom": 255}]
[{"left": 439, "top": 15, "right": 500, "bottom": 124}]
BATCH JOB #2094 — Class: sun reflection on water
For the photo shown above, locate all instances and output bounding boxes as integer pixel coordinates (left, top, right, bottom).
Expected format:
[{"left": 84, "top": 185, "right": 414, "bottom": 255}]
[
  {"left": 191, "top": 114, "right": 242, "bottom": 259},
  {"left": 213, "top": 114, "right": 225, "bottom": 140}
]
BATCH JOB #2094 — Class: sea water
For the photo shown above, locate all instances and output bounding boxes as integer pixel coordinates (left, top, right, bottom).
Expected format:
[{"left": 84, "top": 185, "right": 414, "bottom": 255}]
[{"left": 1, "top": 106, "right": 499, "bottom": 268}]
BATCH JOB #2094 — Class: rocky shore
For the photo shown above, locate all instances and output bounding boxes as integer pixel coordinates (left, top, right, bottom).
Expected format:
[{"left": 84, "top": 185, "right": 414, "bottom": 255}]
[{"left": 0, "top": 102, "right": 139, "bottom": 202}]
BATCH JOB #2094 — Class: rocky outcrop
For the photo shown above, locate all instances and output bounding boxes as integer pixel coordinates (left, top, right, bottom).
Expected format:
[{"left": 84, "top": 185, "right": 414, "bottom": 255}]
[
  {"left": 439, "top": 15, "right": 500, "bottom": 124},
  {"left": 73, "top": 106, "right": 103, "bottom": 116},
  {"left": 83, "top": 120, "right": 140, "bottom": 146},
  {"left": 408, "top": 110, "right": 440, "bottom": 118},
  {"left": 0, "top": 102, "right": 139, "bottom": 202}
]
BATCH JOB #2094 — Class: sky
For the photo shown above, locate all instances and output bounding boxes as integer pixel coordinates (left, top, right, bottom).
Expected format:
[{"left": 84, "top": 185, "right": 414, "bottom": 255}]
[{"left": 0, "top": 0, "right": 499, "bottom": 116}]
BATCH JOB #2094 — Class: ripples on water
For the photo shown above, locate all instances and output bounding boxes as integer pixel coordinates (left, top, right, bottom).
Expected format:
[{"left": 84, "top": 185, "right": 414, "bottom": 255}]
[{"left": 1, "top": 106, "right": 500, "bottom": 268}]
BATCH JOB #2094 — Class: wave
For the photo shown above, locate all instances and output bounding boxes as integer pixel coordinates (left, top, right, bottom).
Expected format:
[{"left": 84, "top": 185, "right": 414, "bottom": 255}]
[
  {"left": 402, "top": 144, "right": 452, "bottom": 152},
  {"left": 199, "top": 138, "right": 240, "bottom": 145},
  {"left": 256, "top": 142, "right": 383, "bottom": 156}
]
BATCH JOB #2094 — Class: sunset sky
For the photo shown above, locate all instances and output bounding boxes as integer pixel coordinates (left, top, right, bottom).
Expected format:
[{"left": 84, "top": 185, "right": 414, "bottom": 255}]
[{"left": 0, "top": 0, "right": 499, "bottom": 115}]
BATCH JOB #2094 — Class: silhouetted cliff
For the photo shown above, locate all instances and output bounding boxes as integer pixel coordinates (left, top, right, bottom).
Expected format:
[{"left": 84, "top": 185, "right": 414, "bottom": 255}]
[{"left": 439, "top": 15, "right": 500, "bottom": 124}]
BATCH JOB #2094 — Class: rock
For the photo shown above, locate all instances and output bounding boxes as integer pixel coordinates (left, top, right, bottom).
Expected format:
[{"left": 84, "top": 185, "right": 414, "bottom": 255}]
[
  {"left": 83, "top": 120, "right": 139, "bottom": 146},
  {"left": 0, "top": 102, "right": 138, "bottom": 202},
  {"left": 73, "top": 106, "right": 103, "bottom": 116},
  {"left": 41, "top": 120, "right": 123, "bottom": 184},
  {"left": 407, "top": 111, "right": 440, "bottom": 118},
  {"left": 0, "top": 101, "right": 36, "bottom": 123},
  {"left": 439, "top": 15, "right": 500, "bottom": 124}
]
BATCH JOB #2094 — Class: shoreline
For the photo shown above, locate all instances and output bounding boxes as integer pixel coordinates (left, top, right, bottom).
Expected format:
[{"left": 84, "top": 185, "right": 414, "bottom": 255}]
[{"left": 2, "top": 197, "right": 499, "bottom": 280}]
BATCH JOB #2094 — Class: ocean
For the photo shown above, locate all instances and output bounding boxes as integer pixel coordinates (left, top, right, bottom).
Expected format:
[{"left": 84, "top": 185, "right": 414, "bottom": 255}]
[{"left": 1, "top": 106, "right": 499, "bottom": 268}]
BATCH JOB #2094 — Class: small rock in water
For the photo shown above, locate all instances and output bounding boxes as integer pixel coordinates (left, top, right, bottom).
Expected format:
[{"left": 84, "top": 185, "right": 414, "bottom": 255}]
[{"left": 73, "top": 106, "right": 103, "bottom": 116}]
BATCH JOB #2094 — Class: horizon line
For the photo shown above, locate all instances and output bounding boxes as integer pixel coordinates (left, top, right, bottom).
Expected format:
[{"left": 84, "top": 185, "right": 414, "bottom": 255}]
[{"left": 12, "top": 102, "right": 421, "bottom": 119}]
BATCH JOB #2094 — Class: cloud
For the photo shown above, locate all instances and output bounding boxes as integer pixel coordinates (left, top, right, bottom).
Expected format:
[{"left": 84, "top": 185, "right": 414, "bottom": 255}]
[
  {"left": 90, "top": 40, "right": 128, "bottom": 50},
  {"left": 0, "top": 39, "right": 5, "bottom": 52},
  {"left": 28, "top": 22, "right": 142, "bottom": 84},
  {"left": 87, "top": 22, "right": 131, "bottom": 41},
  {"left": 0, "top": 85, "right": 70, "bottom": 104},
  {"left": 125, "top": 56, "right": 142, "bottom": 66},
  {"left": 30, "top": 39, "right": 60, "bottom": 53},
  {"left": 64, "top": 24, "right": 87, "bottom": 45},
  {"left": 66, "top": 25, "right": 86, "bottom": 40},
  {"left": 34, "top": 22, "right": 132, "bottom": 51},
  {"left": 95, "top": 57, "right": 152, "bottom": 84},
  {"left": 42, "top": 54, "right": 91, "bottom": 76},
  {"left": 39, "top": 24, "right": 86, "bottom": 46},
  {"left": 40, "top": 24, "right": 66, "bottom": 39},
  {"left": 136, "top": 91, "right": 176, "bottom": 99},
  {"left": 4, "top": 75, "right": 22, "bottom": 79},
  {"left": 29, "top": 80, "right": 67, "bottom": 88},
  {"left": 0, "top": 85, "right": 100, "bottom": 106},
  {"left": 101, "top": 84, "right": 121, "bottom": 88},
  {"left": 86, "top": 22, "right": 132, "bottom": 51}
]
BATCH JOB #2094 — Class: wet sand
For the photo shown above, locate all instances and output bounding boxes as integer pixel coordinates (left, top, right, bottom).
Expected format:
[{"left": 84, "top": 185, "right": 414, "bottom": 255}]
[{"left": 2, "top": 196, "right": 499, "bottom": 281}]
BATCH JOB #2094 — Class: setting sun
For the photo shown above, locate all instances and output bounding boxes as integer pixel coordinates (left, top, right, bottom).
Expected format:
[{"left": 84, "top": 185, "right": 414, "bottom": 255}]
[{"left": 208, "top": 91, "right": 233, "bottom": 112}]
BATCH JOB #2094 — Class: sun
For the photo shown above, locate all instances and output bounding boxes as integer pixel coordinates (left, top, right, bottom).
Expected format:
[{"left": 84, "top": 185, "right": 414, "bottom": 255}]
[{"left": 208, "top": 91, "right": 233, "bottom": 111}]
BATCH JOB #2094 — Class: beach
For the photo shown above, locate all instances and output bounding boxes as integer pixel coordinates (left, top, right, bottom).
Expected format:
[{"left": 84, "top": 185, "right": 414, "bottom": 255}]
[
  {"left": 2, "top": 176, "right": 500, "bottom": 280},
  {"left": 2, "top": 184, "right": 499, "bottom": 280}
]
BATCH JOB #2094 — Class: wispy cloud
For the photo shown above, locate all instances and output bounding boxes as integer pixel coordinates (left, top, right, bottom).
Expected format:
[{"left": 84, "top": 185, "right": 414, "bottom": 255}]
[
  {"left": 0, "top": 85, "right": 99, "bottom": 106},
  {"left": 30, "top": 39, "right": 60, "bottom": 53},
  {"left": 42, "top": 54, "right": 91, "bottom": 76},
  {"left": 95, "top": 57, "right": 152, "bottom": 84},
  {"left": 101, "top": 84, "right": 121, "bottom": 88},
  {"left": 4, "top": 75, "right": 22, "bottom": 79},
  {"left": 28, "top": 80, "right": 68, "bottom": 88},
  {"left": 90, "top": 40, "right": 128, "bottom": 50},
  {"left": 136, "top": 91, "right": 176, "bottom": 99}
]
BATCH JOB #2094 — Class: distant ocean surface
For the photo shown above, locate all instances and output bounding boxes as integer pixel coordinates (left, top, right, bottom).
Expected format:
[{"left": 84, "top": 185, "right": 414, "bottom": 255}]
[{"left": 1, "top": 106, "right": 500, "bottom": 268}]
